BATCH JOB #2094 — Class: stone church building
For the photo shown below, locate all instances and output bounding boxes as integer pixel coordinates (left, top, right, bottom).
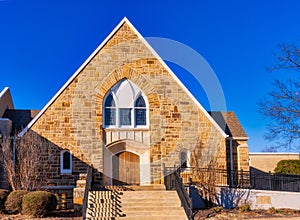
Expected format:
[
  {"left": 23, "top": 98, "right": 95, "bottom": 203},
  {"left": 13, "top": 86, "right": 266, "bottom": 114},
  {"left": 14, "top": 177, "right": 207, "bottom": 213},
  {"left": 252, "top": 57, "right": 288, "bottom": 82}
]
[{"left": 0, "top": 18, "right": 249, "bottom": 207}]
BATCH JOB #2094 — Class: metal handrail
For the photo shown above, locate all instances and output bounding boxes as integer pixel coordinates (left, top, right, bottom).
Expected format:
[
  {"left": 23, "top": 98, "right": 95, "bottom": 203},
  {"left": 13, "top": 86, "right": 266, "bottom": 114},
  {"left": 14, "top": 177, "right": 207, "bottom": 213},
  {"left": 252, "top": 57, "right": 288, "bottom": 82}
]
[
  {"left": 164, "top": 165, "right": 193, "bottom": 220},
  {"left": 173, "top": 166, "right": 300, "bottom": 192},
  {"left": 179, "top": 167, "right": 251, "bottom": 188},
  {"left": 174, "top": 169, "right": 193, "bottom": 220},
  {"left": 82, "top": 166, "right": 93, "bottom": 220}
]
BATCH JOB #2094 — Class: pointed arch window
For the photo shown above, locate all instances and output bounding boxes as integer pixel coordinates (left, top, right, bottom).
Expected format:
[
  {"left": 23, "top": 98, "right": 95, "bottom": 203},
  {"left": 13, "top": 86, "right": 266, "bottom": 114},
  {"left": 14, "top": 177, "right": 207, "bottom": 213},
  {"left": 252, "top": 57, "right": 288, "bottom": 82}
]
[
  {"left": 103, "top": 79, "right": 148, "bottom": 128},
  {"left": 60, "top": 150, "right": 72, "bottom": 174},
  {"left": 180, "top": 149, "right": 190, "bottom": 169},
  {"left": 135, "top": 96, "right": 146, "bottom": 126},
  {"left": 104, "top": 94, "right": 116, "bottom": 126}
]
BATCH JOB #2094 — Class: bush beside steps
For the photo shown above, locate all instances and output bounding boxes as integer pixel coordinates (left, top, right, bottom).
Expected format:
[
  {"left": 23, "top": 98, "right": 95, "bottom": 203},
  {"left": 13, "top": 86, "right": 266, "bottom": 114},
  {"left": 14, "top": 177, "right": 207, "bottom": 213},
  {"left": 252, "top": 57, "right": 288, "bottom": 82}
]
[
  {"left": 0, "top": 190, "right": 57, "bottom": 218},
  {"left": 5, "top": 190, "right": 28, "bottom": 214},
  {"left": 22, "top": 191, "right": 57, "bottom": 217},
  {"left": 0, "top": 189, "right": 10, "bottom": 213}
]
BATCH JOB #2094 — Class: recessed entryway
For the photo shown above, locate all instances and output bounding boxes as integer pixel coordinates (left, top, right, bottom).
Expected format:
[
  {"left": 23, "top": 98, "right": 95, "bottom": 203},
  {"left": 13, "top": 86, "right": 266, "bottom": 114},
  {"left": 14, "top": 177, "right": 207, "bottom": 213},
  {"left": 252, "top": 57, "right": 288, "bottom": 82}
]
[
  {"left": 103, "top": 140, "right": 150, "bottom": 185},
  {"left": 112, "top": 151, "right": 140, "bottom": 185}
]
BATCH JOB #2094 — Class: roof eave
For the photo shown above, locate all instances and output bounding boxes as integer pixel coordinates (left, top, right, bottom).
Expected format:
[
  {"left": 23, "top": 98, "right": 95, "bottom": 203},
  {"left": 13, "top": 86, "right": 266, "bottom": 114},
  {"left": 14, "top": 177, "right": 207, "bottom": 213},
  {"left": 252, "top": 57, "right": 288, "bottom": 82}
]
[
  {"left": 19, "top": 18, "right": 131, "bottom": 137},
  {"left": 19, "top": 17, "right": 228, "bottom": 139}
]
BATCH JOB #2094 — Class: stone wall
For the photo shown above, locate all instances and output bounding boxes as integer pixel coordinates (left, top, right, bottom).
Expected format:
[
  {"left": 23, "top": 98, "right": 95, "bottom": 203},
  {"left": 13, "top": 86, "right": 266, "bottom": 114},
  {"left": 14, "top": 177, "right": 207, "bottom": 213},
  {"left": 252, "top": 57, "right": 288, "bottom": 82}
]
[
  {"left": 226, "top": 139, "right": 249, "bottom": 172},
  {"left": 237, "top": 141, "right": 249, "bottom": 171},
  {"left": 29, "top": 21, "right": 227, "bottom": 187},
  {"left": 46, "top": 187, "right": 74, "bottom": 210},
  {"left": 20, "top": 130, "right": 90, "bottom": 189}
]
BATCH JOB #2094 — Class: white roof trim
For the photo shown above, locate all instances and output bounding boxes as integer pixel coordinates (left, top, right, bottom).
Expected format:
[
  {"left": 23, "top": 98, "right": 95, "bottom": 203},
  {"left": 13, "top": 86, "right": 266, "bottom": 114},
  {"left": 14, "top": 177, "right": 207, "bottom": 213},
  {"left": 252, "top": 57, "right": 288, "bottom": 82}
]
[
  {"left": 20, "top": 17, "right": 227, "bottom": 138},
  {"left": 19, "top": 18, "right": 129, "bottom": 136},
  {"left": 0, "top": 87, "right": 14, "bottom": 114},
  {"left": 124, "top": 20, "right": 227, "bottom": 138},
  {"left": 0, "top": 87, "right": 9, "bottom": 98}
]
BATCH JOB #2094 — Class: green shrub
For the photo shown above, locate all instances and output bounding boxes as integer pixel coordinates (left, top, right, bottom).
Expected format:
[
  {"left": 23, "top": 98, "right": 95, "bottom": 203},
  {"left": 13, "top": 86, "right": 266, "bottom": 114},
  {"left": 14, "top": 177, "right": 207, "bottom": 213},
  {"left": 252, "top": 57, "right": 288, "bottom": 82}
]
[
  {"left": 238, "top": 204, "right": 251, "bottom": 212},
  {"left": 22, "top": 191, "right": 57, "bottom": 217},
  {"left": 274, "top": 160, "right": 300, "bottom": 174},
  {"left": 0, "top": 190, "right": 10, "bottom": 213},
  {"left": 5, "top": 190, "right": 28, "bottom": 214}
]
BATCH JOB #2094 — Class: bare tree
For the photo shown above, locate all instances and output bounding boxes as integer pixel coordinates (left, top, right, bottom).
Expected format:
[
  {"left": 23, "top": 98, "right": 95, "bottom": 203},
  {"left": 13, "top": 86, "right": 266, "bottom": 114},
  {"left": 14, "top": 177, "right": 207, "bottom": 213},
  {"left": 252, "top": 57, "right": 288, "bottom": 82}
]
[
  {"left": 0, "top": 131, "right": 44, "bottom": 191},
  {"left": 189, "top": 139, "right": 219, "bottom": 205},
  {"left": 268, "top": 44, "right": 300, "bottom": 72},
  {"left": 259, "top": 43, "right": 300, "bottom": 151},
  {"left": 17, "top": 131, "right": 45, "bottom": 191},
  {"left": 259, "top": 79, "right": 300, "bottom": 149},
  {"left": 0, "top": 136, "right": 15, "bottom": 190}
]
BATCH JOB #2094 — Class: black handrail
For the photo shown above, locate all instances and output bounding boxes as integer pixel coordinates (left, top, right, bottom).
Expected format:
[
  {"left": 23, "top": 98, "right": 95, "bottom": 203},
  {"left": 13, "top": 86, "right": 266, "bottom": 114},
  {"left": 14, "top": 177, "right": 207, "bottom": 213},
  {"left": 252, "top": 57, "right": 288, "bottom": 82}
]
[
  {"left": 82, "top": 166, "right": 93, "bottom": 220},
  {"left": 164, "top": 165, "right": 193, "bottom": 220},
  {"left": 175, "top": 166, "right": 300, "bottom": 192},
  {"left": 179, "top": 167, "right": 251, "bottom": 188}
]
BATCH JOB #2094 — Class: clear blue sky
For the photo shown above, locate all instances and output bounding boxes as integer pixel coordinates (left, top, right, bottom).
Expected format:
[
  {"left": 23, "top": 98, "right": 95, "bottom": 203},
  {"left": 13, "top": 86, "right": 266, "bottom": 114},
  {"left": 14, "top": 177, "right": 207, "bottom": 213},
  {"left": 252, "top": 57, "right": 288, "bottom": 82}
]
[{"left": 1, "top": 0, "right": 299, "bottom": 152}]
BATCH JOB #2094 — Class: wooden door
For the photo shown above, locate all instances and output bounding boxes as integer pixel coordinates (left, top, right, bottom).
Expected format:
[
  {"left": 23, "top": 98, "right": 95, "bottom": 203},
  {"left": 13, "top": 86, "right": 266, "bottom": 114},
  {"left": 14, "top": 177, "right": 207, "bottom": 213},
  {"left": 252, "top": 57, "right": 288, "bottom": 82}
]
[{"left": 113, "top": 151, "right": 140, "bottom": 185}]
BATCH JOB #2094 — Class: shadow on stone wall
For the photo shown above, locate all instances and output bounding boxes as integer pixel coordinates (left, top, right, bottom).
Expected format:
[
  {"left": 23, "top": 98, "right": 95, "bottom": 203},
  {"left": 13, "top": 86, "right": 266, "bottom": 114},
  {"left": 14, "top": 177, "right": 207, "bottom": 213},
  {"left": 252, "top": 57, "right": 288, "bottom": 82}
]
[{"left": 1, "top": 130, "right": 103, "bottom": 211}]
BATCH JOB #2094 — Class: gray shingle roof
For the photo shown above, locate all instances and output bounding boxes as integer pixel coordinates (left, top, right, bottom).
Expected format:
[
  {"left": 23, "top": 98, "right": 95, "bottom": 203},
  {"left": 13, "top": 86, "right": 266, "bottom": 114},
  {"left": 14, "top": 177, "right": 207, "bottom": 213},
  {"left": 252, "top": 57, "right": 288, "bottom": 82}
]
[
  {"left": 208, "top": 111, "right": 248, "bottom": 138},
  {"left": 2, "top": 109, "right": 39, "bottom": 133}
]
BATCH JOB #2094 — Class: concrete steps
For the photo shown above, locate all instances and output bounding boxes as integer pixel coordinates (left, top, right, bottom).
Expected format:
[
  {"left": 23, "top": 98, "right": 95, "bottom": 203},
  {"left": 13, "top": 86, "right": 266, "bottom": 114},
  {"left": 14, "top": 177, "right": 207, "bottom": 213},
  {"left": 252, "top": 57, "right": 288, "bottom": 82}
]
[
  {"left": 98, "top": 184, "right": 166, "bottom": 191},
  {"left": 85, "top": 187, "right": 187, "bottom": 220}
]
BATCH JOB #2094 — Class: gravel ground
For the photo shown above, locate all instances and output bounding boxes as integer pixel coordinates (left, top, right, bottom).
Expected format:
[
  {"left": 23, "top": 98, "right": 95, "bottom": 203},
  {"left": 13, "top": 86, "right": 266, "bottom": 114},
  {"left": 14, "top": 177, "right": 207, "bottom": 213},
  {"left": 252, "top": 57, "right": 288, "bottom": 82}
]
[
  {"left": 194, "top": 208, "right": 300, "bottom": 220},
  {"left": 0, "top": 210, "right": 81, "bottom": 220},
  {"left": 1, "top": 208, "right": 300, "bottom": 219}
]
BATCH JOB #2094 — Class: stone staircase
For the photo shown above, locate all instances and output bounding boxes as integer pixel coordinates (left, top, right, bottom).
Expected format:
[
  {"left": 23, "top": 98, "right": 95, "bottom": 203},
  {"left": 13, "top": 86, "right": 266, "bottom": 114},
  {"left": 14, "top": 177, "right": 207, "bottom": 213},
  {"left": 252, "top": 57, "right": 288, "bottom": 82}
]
[{"left": 85, "top": 185, "right": 188, "bottom": 220}]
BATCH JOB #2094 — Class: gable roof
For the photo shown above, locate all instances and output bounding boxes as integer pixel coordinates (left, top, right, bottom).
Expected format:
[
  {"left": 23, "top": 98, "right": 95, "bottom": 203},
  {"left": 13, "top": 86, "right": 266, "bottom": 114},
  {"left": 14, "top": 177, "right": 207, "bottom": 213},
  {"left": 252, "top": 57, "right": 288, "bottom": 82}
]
[
  {"left": 20, "top": 17, "right": 228, "bottom": 138},
  {"left": 0, "top": 87, "right": 14, "bottom": 118},
  {"left": 209, "top": 111, "right": 248, "bottom": 139},
  {"left": 3, "top": 109, "right": 39, "bottom": 134}
]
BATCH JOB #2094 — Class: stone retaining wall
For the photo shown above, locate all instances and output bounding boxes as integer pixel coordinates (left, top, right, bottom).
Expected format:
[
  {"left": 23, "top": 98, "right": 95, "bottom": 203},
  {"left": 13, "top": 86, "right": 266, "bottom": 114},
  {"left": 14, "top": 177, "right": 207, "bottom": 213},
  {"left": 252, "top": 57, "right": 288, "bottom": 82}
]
[{"left": 215, "top": 187, "right": 300, "bottom": 210}]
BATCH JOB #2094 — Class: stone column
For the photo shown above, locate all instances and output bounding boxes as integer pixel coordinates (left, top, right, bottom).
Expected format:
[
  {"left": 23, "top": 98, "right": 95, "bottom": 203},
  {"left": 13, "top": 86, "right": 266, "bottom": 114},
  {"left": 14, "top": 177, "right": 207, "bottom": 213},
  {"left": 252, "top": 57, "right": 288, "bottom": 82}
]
[{"left": 237, "top": 143, "right": 249, "bottom": 171}]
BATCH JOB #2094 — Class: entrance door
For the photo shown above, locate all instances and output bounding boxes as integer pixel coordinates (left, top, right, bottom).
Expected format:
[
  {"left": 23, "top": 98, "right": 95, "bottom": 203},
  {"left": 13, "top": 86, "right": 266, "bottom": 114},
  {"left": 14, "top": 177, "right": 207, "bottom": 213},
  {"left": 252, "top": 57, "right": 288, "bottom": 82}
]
[{"left": 113, "top": 151, "right": 140, "bottom": 185}]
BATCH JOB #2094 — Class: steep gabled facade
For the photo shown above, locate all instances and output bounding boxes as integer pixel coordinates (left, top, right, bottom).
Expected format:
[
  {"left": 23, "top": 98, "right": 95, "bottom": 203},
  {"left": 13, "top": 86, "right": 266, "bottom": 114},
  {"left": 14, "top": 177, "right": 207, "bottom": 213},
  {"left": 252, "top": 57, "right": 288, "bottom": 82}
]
[{"left": 0, "top": 18, "right": 249, "bottom": 209}]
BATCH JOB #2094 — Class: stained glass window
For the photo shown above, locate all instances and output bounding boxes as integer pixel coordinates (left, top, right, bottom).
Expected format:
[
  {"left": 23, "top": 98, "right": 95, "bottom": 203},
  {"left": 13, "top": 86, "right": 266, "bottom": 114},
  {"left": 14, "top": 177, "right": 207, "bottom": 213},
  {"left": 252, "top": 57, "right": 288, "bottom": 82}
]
[
  {"left": 135, "top": 96, "right": 146, "bottom": 126},
  {"left": 104, "top": 94, "right": 116, "bottom": 126},
  {"left": 105, "top": 94, "right": 115, "bottom": 107},
  {"left": 105, "top": 109, "right": 116, "bottom": 125},
  {"left": 103, "top": 80, "right": 148, "bottom": 128},
  {"left": 119, "top": 108, "right": 131, "bottom": 126},
  {"left": 135, "top": 96, "right": 146, "bottom": 107}
]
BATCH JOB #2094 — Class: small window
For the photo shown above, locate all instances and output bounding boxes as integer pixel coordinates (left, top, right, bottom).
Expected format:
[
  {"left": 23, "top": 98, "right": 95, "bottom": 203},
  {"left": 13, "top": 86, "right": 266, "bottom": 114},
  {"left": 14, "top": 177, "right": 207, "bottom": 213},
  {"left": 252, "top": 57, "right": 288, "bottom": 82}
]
[
  {"left": 180, "top": 151, "right": 188, "bottom": 168},
  {"left": 104, "top": 94, "right": 116, "bottom": 126},
  {"left": 135, "top": 96, "right": 147, "bottom": 126},
  {"left": 180, "top": 150, "right": 190, "bottom": 169},
  {"left": 60, "top": 150, "right": 72, "bottom": 174}
]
